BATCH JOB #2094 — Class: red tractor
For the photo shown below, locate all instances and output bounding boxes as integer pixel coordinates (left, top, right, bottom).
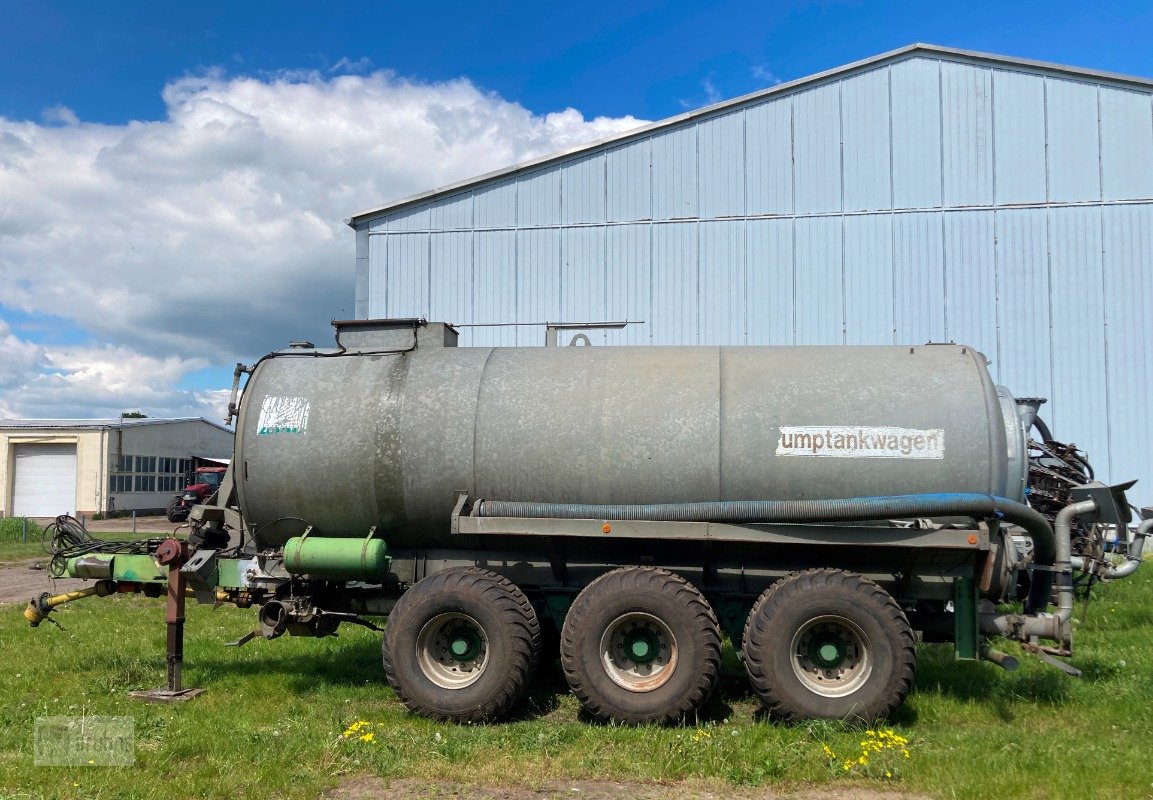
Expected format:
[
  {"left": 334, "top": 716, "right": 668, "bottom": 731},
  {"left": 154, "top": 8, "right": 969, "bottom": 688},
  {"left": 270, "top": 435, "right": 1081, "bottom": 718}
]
[{"left": 166, "top": 466, "right": 227, "bottom": 523}]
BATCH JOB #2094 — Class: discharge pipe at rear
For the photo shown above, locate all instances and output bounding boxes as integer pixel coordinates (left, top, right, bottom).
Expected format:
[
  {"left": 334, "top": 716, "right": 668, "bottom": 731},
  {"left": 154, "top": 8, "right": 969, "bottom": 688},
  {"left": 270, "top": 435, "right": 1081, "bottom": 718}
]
[{"left": 1069, "top": 518, "right": 1152, "bottom": 580}]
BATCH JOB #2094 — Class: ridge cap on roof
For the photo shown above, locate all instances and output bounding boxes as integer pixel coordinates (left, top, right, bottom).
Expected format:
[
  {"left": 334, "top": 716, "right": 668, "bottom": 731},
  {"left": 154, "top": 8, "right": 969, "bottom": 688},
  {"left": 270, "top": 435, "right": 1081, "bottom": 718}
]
[{"left": 347, "top": 43, "right": 1153, "bottom": 227}]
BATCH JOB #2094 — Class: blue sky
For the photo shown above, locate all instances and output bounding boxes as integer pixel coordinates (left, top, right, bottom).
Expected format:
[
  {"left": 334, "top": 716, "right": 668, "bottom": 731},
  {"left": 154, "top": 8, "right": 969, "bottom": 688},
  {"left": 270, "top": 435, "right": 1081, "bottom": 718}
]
[
  {"left": 2, "top": 0, "right": 1152, "bottom": 418},
  {"left": 5, "top": 1, "right": 1153, "bottom": 125}
]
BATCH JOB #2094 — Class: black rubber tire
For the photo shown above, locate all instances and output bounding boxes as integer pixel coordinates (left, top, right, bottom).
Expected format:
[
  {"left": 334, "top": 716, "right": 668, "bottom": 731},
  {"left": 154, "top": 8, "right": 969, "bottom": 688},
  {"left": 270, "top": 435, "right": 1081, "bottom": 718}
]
[
  {"left": 382, "top": 567, "right": 540, "bottom": 723},
  {"left": 560, "top": 567, "right": 721, "bottom": 725},
  {"left": 742, "top": 568, "right": 916, "bottom": 723},
  {"left": 165, "top": 497, "right": 185, "bottom": 523}
]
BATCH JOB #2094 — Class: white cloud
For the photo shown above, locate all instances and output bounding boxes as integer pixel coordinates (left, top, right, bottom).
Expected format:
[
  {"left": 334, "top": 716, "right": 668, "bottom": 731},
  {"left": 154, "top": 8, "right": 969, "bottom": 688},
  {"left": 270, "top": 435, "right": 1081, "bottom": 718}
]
[
  {"left": 0, "top": 318, "right": 222, "bottom": 419},
  {"left": 752, "top": 65, "right": 783, "bottom": 86},
  {"left": 41, "top": 105, "right": 80, "bottom": 126},
  {"left": 0, "top": 67, "right": 646, "bottom": 419}
]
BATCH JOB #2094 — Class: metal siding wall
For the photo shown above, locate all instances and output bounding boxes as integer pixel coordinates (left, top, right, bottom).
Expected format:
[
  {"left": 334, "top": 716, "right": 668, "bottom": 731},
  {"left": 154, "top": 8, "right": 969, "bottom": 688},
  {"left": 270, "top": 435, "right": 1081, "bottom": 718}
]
[
  {"left": 794, "top": 217, "right": 843, "bottom": 344},
  {"left": 605, "top": 224, "right": 652, "bottom": 345},
  {"left": 941, "top": 63, "right": 994, "bottom": 207},
  {"left": 1048, "top": 206, "right": 1108, "bottom": 455},
  {"left": 893, "top": 212, "right": 945, "bottom": 344},
  {"left": 472, "top": 231, "right": 517, "bottom": 346},
  {"left": 698, "top": 113, "right": 745, "bottom": 218},
  {"left": 745, "top": 218, "right": 794, "bottom": 344},
  {"left": 992, "top": 70, "right": 1047, "bottom": 205},
  {"left": 1102, "top": 205, "right": 1153, "bottom": 490},
  {"left": 1046, "top": 78, "right": 1101, "bottom": 202},
  {"left": 474, "top": 179, "right": 518, "bottom": 229},
  {"left": 793, "top": 86, "right": 842, "bottom": 214},
  {"left": 561, "top": 227, "right": 607, "bottom": 335},
  {"left": 699, "top": 220, "right": 746, "bottom": 344},
  {"left": 943, "top": 210, "right": 997, "bottom": 358},
  {"left": 994, "top": 209, "right": 1051, "bottom": 401},
  {"left": 516, "top": 229, "right": 561, "bottom": 344},
  {"left": 430, "top": 193, "right": 473, "bottom": 230},
  {"left": 367, "top": 234, "right": 388, "bottom": 316},
  {"left": 745, "top": 99, "right": 793, "bottom": 216},
  {"left": 651, "top": 129, "right": 698, "bottom": 220},
  {"left": 607, "top": 141, "right": 651, "bottom": 222},
  {"left": 384, "top": 233, "right": 430, "bottom": 317},
  {"left": 354, "top": 229, "right": 370, "bottom": 319},
  {"left": 650, "top": 222, "right": 698, "bottom": 344},
  {"left": 386, "top": 206, "right": 431, "bottom": 232},
  {"left": 1099, "top": 88, "right": 1153, "bottom": 201},
  {"left": 428, "top": 231, "right": 473, "bottom": 329},
  {"left": 841, "top": 68, "right": 892, "bottom": 213},
  {"left": 843, "top": 214, "right": 893, "bottom": 343},
  {"left": 890, "top": 58, "right": 942, "bottom": 208},
  {"left": 353, "top": 56, "right": 1153, "bottom": 504},
  {"left": 518, "top": 167, "right": 562, "bottom": 227},
  {"left": 562, "top": 154, "right": 607, "bottom": 224}
]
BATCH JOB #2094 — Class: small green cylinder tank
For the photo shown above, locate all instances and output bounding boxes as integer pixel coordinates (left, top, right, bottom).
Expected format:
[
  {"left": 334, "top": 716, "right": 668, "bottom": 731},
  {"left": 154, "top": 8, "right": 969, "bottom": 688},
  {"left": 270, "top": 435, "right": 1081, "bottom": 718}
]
[{"left": 283, "top": 536, "right": 389, "bottom": 580}]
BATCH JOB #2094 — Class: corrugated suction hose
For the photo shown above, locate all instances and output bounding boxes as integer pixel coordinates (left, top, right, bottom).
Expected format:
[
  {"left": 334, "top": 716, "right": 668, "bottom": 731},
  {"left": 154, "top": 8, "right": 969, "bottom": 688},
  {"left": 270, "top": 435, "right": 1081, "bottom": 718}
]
[{"left": 476, "top": 493, "right": 1056, "bottom": 612}]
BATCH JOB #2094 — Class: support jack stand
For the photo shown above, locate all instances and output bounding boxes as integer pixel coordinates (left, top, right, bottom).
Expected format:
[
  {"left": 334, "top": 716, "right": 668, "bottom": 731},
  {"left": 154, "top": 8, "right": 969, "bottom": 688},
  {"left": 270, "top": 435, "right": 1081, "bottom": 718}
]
[{"left": 129, "top": 539, "right": 206, "bottom": 703}]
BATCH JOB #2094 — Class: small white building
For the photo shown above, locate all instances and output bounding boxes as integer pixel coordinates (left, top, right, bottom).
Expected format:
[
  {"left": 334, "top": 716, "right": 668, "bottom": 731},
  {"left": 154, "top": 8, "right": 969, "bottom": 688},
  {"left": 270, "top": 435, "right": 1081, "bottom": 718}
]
[{"left": 0, "top": 418, "right": 233, "bottom": 519}]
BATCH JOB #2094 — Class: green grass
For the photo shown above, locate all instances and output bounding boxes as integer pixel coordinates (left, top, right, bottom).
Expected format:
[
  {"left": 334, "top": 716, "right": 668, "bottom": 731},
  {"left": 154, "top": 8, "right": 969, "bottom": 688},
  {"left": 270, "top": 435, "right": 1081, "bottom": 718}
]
[
  {"left": 0, "top": 519, "right": 49, "bottom": 564},
  {"left": 0, "top": 524, "right": 160, "bottom": 565},
  {"left": 1, "top": 569, "right": 1151, "bottom": 800}
]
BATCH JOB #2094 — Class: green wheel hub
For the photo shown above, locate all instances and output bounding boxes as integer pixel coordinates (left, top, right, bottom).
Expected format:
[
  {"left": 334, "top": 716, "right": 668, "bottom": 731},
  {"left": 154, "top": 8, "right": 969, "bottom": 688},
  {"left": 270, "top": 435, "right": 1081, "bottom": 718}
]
[
  {"left": 448, "top": 627, "right": 483, "bottom": 661},
  {"left": 415, "top": 611, "right": 490, "bottom": 689},
  {"left": 599, "top": 612, "right": 679, "bottom": 693},
  {"left": 623, "top": 628, "right": 661, "bottom": 664},
  {"left": 808, "top": 636, "right": 847, "bottom": 669},
  {"left": 790, "top": 615, "right": 872, "bottom": 699}
]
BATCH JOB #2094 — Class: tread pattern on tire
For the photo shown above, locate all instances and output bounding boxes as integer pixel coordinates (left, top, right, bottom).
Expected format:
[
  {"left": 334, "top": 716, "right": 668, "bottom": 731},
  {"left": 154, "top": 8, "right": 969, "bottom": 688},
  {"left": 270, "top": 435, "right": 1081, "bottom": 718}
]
[
  {"left": 742, "top": 568, "right": 916, "bottom": 723},
  {"left": 560, "top": 566, "right": 721, "bottom": 725},
  {"left": 382, "top": 566, "right": 541, "bottom": 723}
]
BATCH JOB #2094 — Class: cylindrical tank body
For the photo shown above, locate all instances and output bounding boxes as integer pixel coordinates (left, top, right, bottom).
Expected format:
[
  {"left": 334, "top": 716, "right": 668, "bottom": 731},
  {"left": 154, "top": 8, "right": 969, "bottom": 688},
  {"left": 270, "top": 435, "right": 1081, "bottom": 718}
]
[{"left": 235, "top": 341, "right": 1026, "bottom": 550}]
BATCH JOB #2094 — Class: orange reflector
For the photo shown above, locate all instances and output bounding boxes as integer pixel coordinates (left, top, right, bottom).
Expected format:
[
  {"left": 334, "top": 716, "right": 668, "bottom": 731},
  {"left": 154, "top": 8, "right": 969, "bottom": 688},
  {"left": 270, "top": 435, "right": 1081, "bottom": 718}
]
[
  {"left": 967, "top": 534, "right": 978, "bottom": 545},
  {"left": 602, "top": 523, "right": 612, "bottom": 534}
]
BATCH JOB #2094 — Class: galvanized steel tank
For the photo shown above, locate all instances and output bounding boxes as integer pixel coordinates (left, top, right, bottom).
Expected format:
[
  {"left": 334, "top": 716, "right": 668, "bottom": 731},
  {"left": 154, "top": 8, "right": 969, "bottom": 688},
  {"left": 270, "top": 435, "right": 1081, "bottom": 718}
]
[{"left": 234, "top": 321, "right": 1029, "bottom": 550}]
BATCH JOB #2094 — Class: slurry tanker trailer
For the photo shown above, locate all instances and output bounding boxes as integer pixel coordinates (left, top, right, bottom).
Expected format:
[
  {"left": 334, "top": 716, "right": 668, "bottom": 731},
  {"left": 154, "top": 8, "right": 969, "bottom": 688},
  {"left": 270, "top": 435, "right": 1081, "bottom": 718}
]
[{"left": 27, "top": 318, "right": 1149, "bottom": 724}]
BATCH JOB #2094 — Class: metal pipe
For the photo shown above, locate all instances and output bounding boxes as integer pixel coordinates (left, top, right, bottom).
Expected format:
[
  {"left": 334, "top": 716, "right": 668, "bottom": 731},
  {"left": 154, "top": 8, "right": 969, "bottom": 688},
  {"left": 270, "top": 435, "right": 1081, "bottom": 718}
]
[
  {"left": 979, "top": 644, "right": 1019, "bottom": 671},
  {"left": 984, "top": 497, "right": 1099, "bottom": 646},
  {"left": 1069, "top": 518, "right": 1152, "bottom": 579},
  {"left": 1054, "top": 500, "right": 1098, "bottom": 623}
]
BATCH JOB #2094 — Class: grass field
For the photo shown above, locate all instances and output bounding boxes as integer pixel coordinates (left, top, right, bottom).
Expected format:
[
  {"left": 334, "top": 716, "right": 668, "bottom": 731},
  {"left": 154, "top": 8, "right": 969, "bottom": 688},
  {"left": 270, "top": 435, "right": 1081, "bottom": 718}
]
[
  {"left": 0, "top": 550, "right": 1150, "bottom": 800},
  {"left": 0, "top": 519, "right": 50, "bottom": 564}
]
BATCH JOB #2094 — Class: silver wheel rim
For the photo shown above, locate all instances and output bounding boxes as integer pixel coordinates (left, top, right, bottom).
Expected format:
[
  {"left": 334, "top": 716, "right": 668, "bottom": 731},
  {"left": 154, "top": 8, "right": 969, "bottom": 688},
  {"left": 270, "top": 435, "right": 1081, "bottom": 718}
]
[
  {"left": 599, "top": 612, "right": 678, "bottom": 693},
  {"left": 789, "top": 615, "right": 872, "bottom": 698},
  {"left": 415, "top": 612, "right": 489, "bottom": 689}
]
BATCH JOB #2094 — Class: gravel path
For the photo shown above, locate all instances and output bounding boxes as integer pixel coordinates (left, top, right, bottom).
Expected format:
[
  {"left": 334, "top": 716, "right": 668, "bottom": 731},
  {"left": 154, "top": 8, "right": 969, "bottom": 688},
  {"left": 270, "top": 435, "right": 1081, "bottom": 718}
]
[{"left": 0, "top": 561, "right": 89, "bottom": 605}]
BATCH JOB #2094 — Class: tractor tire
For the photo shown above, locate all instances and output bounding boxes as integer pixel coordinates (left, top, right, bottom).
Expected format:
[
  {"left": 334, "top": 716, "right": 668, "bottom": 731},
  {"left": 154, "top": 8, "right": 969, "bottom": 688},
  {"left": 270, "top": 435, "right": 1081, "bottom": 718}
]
[
  {"left": 165, "top": 497, "right": 184, "bottom": 523},
  {"left": 382, "top": 567, "right": 540, "bottom": 723},
  {"left": 560, "top": 566, "right": 721, "bottom": 725},
  {"left": 742, "top": 568, "right": 916, "bottom": 723}
]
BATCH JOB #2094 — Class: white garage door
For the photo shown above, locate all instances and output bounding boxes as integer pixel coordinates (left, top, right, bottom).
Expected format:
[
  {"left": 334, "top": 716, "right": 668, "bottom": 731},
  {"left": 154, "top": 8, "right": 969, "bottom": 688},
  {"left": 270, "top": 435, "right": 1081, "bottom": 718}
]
[{"left": 12, "top": 444, "right": 77, "bottom": 517}]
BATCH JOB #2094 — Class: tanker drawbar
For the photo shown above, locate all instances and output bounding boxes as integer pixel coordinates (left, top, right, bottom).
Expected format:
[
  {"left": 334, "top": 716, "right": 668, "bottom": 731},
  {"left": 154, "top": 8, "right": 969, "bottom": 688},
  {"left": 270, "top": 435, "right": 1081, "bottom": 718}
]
[{"left": 27, "top": 318, "right": 1150, "bottom": 724}]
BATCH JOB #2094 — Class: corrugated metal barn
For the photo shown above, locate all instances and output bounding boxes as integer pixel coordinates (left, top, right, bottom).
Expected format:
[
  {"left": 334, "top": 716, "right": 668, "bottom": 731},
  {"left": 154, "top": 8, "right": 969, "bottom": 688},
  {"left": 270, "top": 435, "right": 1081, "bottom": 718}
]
[{"left": 348, "top": 44, "right": 1153, "bottom": 503}]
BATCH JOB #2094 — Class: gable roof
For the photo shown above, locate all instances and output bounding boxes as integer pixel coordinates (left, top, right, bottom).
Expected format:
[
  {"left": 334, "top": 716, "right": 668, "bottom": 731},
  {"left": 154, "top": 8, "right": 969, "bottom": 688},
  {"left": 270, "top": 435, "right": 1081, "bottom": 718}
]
[{"left": 347, "top": 43, "right": 1153, "bottom": 228}]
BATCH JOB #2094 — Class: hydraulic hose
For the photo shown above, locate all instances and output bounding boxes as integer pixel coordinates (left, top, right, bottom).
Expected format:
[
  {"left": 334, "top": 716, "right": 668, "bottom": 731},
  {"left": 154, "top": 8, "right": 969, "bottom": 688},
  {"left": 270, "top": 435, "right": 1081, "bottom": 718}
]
[{"left": 477, "top": 493, "right": 1055, "bottom": 596}]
